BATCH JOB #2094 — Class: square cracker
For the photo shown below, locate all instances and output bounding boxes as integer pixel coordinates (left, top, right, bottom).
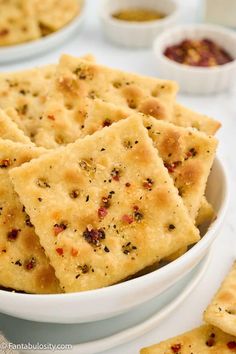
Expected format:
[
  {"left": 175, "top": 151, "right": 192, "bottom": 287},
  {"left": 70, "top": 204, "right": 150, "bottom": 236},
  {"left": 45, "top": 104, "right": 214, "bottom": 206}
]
[
  {"left": 204, "top": 262, "right": 236, "bottom": 337},
  {"left": 34, "top": 0, "right": 81, "bottom": 33},
  {"left": 140, "top": 325, "right": 236, "bottom": 353},
  {"left": 0, "top": 55, "right": 95, "bottom": 144},
  {"left": 34, "top": 54, "right": 178, "bottom": 148},
  {"left": 0, "top": 108, "right": 31, "bottom": 144},
  {"left": 0, "top": 65, "right": 56, "bottom": 141},
  {"left": 173, "top": 103, "right": 221, "bottom": 136},
  {"left": 0, "top": 140, "right": 60, "bottom": 294},
  {"left": 83, "top": 100, "right": 218, "bottom": 220},
  {"left": 10, "top": 116, "right": 199, "bottom": 292},
  {"left": 0, "top": 0, "right": 40, "bottom": 46}
]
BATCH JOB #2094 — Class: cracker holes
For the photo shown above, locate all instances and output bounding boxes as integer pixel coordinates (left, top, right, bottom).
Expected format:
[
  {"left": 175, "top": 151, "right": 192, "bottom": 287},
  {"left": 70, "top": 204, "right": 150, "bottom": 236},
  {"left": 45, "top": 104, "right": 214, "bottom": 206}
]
[
  {"left": 55, "top": 135, "right": 66, "bottom": 145},
  {"left": 112, "top": 81, "right": 122, "bottom": 89},
  {"left": 123, "top": 140, "right": 133, "bottom": 149},
  {"left": 126, "top": 99, "right": 137, "bottom": 109},
  {"left": 69, "top": 189, "right": 80, "bottom": 199},
  {"left": 65, "top": 102, "right": 74, "bottom": 110},
  {"left": 226, "top": 307, "right": 236, "bottom": 315},
  {"left": 36, "top": 178, "right": 50, "bottom": 188},
  {"left": 151, "top": 85, "right": 167, "bottom": 97}
]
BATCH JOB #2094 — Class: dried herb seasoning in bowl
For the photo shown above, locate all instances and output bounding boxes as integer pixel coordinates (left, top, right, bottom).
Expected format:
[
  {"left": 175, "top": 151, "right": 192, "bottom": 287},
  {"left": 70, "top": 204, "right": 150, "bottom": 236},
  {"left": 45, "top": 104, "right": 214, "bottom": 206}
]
[
  {"left": 100, "top": 0, "right": 180, "bottom": 48},
  {"left": 112, "top": 8, "right": 165, "bottom": 22}
]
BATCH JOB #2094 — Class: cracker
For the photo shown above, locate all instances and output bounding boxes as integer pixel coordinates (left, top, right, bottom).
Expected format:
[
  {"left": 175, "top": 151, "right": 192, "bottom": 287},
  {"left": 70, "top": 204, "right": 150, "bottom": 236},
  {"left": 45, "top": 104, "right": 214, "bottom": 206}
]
[
  {"left": 165, "top": 197, "right": 215, "bottom": 262},
  {"left": 83, "top": 100, "right": 218, "bottom": 220},
  {"left": 0, "top": 55, "right": 95, "bottom": 145},
  {"left": 140, "top": 325, "right": 236, "bottom": 353},
  {"left": 196, "top": 196, "right": 215, "bottom": 226},
  {"left": 204, "top": 262, "right": 236, "bottom": 337},
  {"left": 0, "top": 65, "right": 56, "bottom": 141},
  {"left": 174, "top": 103, "right": 221, "bottom": 135},
  {"left": 0, "top": 108, "right": 31, "bottom": 144},
  {"left": 34, "top": 55, "right": 178, "bottom": 148},
  {"left": 10, "top": 116, "right": 199, "bottom": 292},
  {"left": 0, "top": 0, "right": 40, "bottom": 46},
  {"left": 0, "top": 139, "right": 60, "bottom": 294},
  {"left": 34, "top": 0, "right": 81, "bottom": 33}
]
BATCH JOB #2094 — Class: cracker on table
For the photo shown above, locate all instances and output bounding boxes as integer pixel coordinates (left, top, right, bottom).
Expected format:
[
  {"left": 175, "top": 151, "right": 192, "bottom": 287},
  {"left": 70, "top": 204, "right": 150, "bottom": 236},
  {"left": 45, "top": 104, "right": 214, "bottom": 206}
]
[
  {"left": 174, "top": 103, "right": 221, "bottom": 136},
  {"left": 34, "top": 55, "right": 178, "bottom": 148},
  {"left": 0, "top": 108, "right": 31, "bottom": 144},
  {"left": 34, "top": 0, "right": 82, "bottom": 34},
  {"left": 83, "top": 100, "right": 218, "bottom": 220},
  {"left": 204, "top": 262, "right": 236, "bottom": 337},
  {"left": 0, "top": 139, "right": 60, "bottom": 294},
  {"left": 140, "top": 325, "right": 236, "bottom": 353},
  {"left": 10, "top": 116, "right": 199, "bottom": 292},
  {"left": 0, "top": 0, "right": 40, "bottom": 46}
]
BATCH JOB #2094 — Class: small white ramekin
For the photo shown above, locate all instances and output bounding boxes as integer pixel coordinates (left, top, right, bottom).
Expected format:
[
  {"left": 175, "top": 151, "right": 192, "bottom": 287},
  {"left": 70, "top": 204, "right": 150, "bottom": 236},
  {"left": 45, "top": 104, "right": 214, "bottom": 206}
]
[
  {"left": 100, "top": 0, "right": 180, "bottom": 48},
  {"left": 153, "top": 24, "right": 236, "bottom": 94}
]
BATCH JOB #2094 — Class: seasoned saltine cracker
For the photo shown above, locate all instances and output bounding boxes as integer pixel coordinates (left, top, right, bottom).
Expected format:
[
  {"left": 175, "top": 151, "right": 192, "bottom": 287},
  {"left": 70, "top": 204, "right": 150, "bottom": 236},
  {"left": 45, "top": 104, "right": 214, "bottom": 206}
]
[
  {"left": 165, "top": 197, "right": 215, "bottom": 262},
  {"left": 144, "top": 116, "right": 217, "bottom": 220},
  {"left": 0, "top": 55, "right": 95, "bottom": 145},
  {"left": 174, "top": 103, "right": 221, "bottom": 136},
  {"left": 0, "top": 108, "right": 31, "bottom": 144},
  {"left": 204, "top": 262, "right": 236, "bottom": 337},
  {"left": 0, "top": 140, "right": 60, "bottom": 294},
  {"left": 83, "top": 100, "right": 218, "bottom": 220},
  {"left": 0, "top": 65, "right": 55, "bottom": 140},
  {"left": 196, "top": 196, "right": 215, "bottom": 227},
  {"left": 34, "top": 0, "right": 81, "bottom": 33},
  {"left": 10, "top": 117, "right": 199, "bottom": 292},
  {"left": 0, "top": 0, "right": 40, "bottom": 46},
  {"left": 140, "top": 325, "right": 236, "bottom": 353},
  {"left": 34, "top": 55, "right": 178, "bottom": 148}
]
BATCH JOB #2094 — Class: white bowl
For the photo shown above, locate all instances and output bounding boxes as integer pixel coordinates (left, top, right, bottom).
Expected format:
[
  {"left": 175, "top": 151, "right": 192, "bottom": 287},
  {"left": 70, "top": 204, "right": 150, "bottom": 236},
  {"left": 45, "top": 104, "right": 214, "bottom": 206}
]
[
  {"left": 0, "top": 158, "right": 228, "bottom": 324},
  {"left": 0, "top": 0, "right": 86, "bottom": 64},
  {"left": 153, "top": 24, "right": 236, "bottom": 94},
  {"left": 100, "top": 0, "right": 180, "bottom": 48}
]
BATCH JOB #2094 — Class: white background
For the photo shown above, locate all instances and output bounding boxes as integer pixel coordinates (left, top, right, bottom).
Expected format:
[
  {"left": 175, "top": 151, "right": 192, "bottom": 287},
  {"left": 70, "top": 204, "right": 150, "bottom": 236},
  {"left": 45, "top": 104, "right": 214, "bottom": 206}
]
[{"left": 1, "top": 0, "right": 236, "bottom": 353}]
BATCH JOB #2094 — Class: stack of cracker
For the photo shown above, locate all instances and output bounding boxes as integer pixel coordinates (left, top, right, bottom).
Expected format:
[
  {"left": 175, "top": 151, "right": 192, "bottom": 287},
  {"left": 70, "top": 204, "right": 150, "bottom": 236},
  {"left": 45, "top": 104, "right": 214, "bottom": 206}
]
[
  {"left": 141, "top": 262, "right": 236, "bottom": 353},
  {"left": 0, "top": 54, "right": 220, "bottom": 293},
  {"left": 0, "top": 0, "right": 82, "bottom": 46}
]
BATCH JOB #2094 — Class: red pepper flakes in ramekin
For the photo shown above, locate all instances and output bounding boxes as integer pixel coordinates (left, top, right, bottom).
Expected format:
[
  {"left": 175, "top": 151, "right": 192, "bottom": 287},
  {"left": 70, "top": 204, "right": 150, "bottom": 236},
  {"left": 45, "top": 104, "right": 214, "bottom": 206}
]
[{"left": 164, "top": 38, "right": 233, "bottom": 67}]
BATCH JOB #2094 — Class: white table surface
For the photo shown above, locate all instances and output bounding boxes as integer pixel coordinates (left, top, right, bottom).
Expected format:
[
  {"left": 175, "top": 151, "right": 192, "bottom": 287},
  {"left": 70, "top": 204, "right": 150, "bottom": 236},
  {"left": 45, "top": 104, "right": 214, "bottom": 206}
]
[{"left": 1, "top": 0, "right": 236, "bottom": 353}]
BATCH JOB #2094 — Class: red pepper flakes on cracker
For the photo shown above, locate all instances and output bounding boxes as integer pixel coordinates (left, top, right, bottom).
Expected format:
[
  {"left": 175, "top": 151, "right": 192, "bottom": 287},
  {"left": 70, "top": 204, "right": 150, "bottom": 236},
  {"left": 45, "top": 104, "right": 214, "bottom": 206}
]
[
  {"left": 71, "top": 248, "right": 78, "bottom": 257},
  {"left": 56, "top": 248, "right": 64, "bottom": 255},
  {"left": 143, "top": 178, "right": 154, "bottom": 190},
  {"left": 0, "top": 159, "right": 11, "bottom": 168},
  {"left": 98, "top": 207, "right": 108, "bottom": 219},
  {"left": 53, "top": 223, "right": 67, "bottom": 236},
  {"left": 122, "top": 214, "right": 134, "bottom": 224}
]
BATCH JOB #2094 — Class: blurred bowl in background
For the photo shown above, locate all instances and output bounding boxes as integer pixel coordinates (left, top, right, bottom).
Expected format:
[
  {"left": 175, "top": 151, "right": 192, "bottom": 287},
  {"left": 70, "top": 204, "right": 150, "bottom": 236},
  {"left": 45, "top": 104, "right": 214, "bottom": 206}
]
[
  {"left": 0, "top": 0, "right": 87, "bottom": 64},
  {"left": 100, "top": 0, "right": 180, "bottom": 48},
  {"left": 153, "top": 24, "right": 236, "bottom": 94}
]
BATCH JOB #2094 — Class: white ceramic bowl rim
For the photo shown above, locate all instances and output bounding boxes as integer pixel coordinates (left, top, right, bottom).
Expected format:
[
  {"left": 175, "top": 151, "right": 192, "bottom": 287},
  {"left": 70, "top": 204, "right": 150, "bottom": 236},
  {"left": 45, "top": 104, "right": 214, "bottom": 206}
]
[
  {"left": 153, "top": 23, "right": 236, "bottom": 73},
  {"left": 100, "top": 0, "right": 179, "bottom": 29},
  {"left": 0, "top": 156, "right": 229, "bottom": 301}
]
